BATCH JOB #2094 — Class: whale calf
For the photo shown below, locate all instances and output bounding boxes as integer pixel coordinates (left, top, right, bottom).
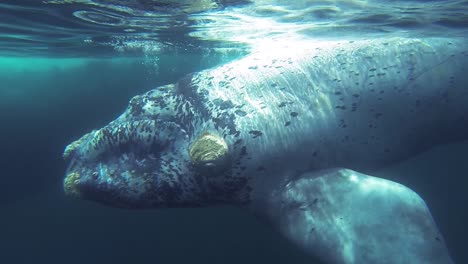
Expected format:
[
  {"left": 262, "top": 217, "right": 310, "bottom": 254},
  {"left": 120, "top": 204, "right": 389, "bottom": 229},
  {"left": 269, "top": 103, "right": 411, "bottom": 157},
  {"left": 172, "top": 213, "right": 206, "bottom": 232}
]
[{"left": 63, "top": 37, "right": 468, "bottom": 263}]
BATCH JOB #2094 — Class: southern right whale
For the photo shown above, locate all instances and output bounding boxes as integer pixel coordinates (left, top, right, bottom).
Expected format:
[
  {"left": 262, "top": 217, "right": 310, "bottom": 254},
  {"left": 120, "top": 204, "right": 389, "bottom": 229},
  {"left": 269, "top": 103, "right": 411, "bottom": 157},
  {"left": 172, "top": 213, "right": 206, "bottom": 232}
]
[{"left": 62, "top": 37, "right": 468, "bottom": 264}]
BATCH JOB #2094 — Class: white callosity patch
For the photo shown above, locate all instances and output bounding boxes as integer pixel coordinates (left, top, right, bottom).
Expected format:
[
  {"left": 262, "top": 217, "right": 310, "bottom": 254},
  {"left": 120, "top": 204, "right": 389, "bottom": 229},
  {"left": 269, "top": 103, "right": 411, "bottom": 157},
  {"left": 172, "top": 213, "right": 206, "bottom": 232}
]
[{"left": 262, "top": 169, "right": 452, "bottom": 264}]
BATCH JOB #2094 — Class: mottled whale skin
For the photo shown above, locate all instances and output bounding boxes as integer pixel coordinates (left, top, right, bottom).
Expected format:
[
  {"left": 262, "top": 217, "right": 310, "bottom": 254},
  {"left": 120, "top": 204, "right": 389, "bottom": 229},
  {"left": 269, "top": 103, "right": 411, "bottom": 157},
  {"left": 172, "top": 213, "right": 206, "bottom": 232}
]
[{"left": 63, "top": 37, "right": 468, "bottom": 264}]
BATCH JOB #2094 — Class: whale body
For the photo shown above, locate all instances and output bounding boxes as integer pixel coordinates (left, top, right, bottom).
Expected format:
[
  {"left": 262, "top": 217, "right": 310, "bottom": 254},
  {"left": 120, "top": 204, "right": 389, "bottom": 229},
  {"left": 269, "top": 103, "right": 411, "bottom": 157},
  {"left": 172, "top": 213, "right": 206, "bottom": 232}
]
[{"left": 63, "top": 37, "right": 468, "bottom": 264}]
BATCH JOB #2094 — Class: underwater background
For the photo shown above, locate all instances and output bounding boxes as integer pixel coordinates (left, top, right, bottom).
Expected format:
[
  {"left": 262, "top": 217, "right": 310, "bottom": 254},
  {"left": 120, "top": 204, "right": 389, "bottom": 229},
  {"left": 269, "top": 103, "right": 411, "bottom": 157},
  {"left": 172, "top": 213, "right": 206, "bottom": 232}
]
[{"left": 0, "top": 0, "right": 467, "bottom": 263}]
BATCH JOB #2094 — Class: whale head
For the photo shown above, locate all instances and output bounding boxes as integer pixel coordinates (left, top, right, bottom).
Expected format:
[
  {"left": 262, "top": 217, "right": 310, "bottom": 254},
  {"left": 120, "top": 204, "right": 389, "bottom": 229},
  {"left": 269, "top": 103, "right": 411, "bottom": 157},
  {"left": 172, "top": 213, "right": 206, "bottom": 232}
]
[{"left": 62, "top": 80, "right": 250, "bottom": 208}]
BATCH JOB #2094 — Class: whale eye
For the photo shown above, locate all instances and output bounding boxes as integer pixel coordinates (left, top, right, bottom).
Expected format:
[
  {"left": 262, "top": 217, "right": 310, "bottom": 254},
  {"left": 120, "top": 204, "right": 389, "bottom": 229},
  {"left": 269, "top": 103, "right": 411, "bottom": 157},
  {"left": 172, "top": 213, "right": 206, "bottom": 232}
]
[{"left": 189, "top": 132, "right": 229, "bottom": 172}]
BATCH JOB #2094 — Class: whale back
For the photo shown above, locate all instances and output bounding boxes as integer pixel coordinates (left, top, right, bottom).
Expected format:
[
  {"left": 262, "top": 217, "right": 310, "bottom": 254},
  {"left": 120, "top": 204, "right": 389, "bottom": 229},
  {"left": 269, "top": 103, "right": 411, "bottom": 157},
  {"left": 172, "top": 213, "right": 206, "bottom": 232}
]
[{"left": 189, "top": 37, "right": 468, "bottom": 180}]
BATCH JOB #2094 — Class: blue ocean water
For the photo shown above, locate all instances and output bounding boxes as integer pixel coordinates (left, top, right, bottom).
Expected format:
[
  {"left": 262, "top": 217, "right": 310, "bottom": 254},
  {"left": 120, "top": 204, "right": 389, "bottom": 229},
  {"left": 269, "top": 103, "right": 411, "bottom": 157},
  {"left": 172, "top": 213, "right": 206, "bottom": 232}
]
[{"left": 0, "top": 1, "right": 467, "bottom": 264}]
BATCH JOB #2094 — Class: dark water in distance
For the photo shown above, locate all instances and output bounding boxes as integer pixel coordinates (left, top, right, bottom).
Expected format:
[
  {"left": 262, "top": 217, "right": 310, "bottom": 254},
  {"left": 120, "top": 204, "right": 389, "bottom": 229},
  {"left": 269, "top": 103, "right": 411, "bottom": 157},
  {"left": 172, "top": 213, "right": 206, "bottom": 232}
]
[{"left": 0, "top": 1, "right": 468, "bottom": 264}]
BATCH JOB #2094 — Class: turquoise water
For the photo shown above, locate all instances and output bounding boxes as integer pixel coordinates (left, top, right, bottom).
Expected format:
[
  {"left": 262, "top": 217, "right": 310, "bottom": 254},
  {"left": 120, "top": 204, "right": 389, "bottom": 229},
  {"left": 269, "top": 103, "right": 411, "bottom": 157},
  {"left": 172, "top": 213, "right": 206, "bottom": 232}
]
[
  {"left": 1, "top": 1, "right": 467, "bottom": 264},
  {"left": 1, "top": 0, "right": 467, "bottom": 57}
]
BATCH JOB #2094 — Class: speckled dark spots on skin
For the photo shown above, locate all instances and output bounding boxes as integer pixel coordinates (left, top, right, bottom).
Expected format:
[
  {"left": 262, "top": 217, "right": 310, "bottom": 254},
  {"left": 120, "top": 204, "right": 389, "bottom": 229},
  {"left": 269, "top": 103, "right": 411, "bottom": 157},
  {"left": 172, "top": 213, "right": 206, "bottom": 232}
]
[
  {"left": 174, "top": 73, "right": 212, "bottom": 126},
  {"left": 285, "top": 121, "right": 291, "bottom": 127},
  {"left": 334, "top": 91, "right": 342, "bottom": 95},
  {"left": 369, "top": 82, "right": 374, "bottom": 85},
  {"left": 370, "top": 89, "right": 375, "bottom": 92},
  {"left": 384, "top": 148, "right": 390, "bottom": 153},
  {"left": 312, "top": 151, "right": 318, "bottom": 157},
  {"left": 369, "top": 74, "right": 375, "bottom": 78},
  {"left": 339, "top": 119, "right": 347, "bottom": 128},
  {"left": 290, "top": 112, "right": 299, "bottom": 117},
  {"left": 213, "top": 112, "right": 238, "bottom": 136},
  {"left": 213, "top": 98, "right": 234, "bottom": 110},
  {"left": 234, "top": 139, "right": 243, "bottom": 146},
  {"left": 129, "top": 97, "right": 144, "bottom": 116},
  {"left": 249, "top": 130, "right": 263, "bottom": 138},
  {"left": 353, "top": 94, "right": 360, "bottom": 98},
  {"left": 248, "top": 66, "right": 258, "bottom": 70},
  {"left": 240, "top": 146, "right": 247, "bottom": 157},
  {"left": 235, "top": 109, "right": 247, "bottom": 117},
  {"left": 369, "top": 68, "right": 377, "bottom": 72},
  {"left": 335, "top": 106, "right": 346, "bottom": 110},
  {"left": 278, "top": 101, "right": 294, "bottom": 107}
]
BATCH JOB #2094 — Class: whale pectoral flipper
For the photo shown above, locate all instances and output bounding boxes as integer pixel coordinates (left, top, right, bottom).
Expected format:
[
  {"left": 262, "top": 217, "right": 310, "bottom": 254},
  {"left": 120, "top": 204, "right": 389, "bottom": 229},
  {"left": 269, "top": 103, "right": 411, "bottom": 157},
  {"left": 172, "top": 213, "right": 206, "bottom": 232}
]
[{"left": 260, "top": 168, "right": 453, "bottom": 264}]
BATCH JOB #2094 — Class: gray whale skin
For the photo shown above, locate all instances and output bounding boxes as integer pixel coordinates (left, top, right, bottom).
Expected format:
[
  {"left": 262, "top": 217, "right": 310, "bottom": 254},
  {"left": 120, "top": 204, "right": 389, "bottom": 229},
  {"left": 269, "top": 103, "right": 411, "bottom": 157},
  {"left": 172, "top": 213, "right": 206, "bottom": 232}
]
[{"left": 63, "top": 37, "right": 468, "bottom": 264}]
